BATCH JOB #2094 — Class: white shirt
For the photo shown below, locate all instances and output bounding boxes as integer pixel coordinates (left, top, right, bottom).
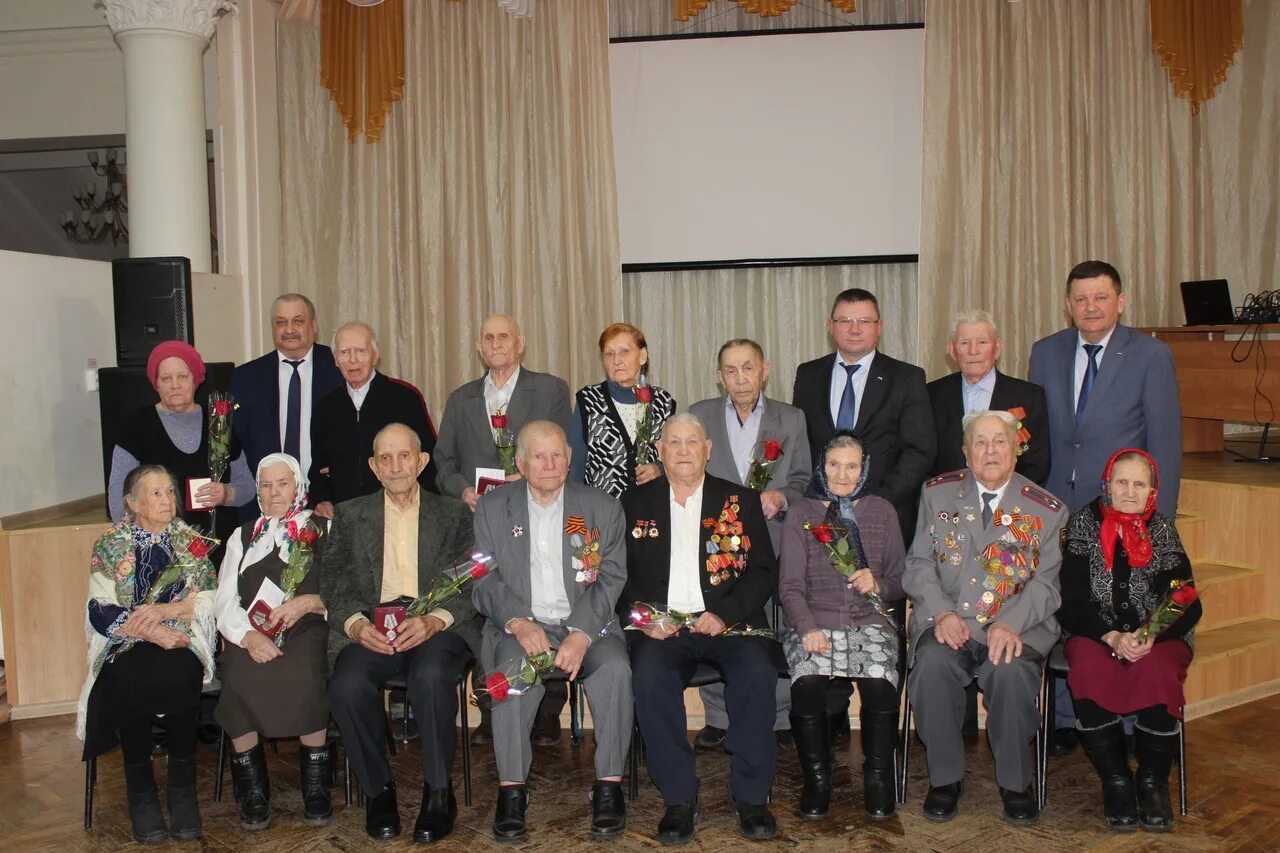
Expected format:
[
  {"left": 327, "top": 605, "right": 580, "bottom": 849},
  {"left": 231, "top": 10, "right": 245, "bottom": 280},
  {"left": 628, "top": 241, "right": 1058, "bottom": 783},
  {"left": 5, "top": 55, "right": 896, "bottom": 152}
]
[
  {"left": 724, "top": 395, "right": 764, "bottom": 482},
  {"left": 963, "top": 367, "right": 997, "bottom": 415},
  {"left": 976, "top": 479, "right": 1012, "bottom": 519},
  {"left": 484, "top": 366, "right": 521, "bottom": 436},
  {"left": 346, "top": 371, "right": 376, "bottom": 411},
  {"left": 667, "top": 479, "right": 707, "bottom": 613},
  {"left": 828, "top": 350, "right": 876, "bottom": 428},
  {"left": 528, "top": 488, "right": 570, "bottom": 622},
  {"left": 1073, "top": 328, "right": 1116, "bottom": 414},
  {"left": 277, "top": 347, "right": 315, "bottom": 475}
]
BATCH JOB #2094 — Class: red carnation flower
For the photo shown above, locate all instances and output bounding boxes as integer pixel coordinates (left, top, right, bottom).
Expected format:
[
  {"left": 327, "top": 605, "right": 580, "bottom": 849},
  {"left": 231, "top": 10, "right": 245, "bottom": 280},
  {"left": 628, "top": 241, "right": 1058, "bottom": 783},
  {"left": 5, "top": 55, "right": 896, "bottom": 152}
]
[
  {"left": 299, "top": 526, "right": 319, "bottom": 547},
  {"left": 485, "top": 672, "right": 511, "bottom": 703},
  {"left": 187, "top": 538, "right": 211, "bottom": 559},
  {"left": 287, "top": 519, "right": 299, "bottom": 541},
  {"left": 634, "top": 385, "right": 653, "bottom": 404},
  {"left": 212, "top": 399, "right": 232, "bottom": 417},
  {"left": 630, "top": 604, "right": 656, "bottom": 627},
  {"left": 491, "top": 413, "right": 508, "bottom": 429},
  {"left": 812, "top": 525, "right": 835, "bottom": 545},
  {"left": 469, "top": 562, "right": 491, "bottom": 581},
  {"left": 1170, "top": 584, "right": 1199, "bottom": 607},
  {"left": 762, "top": 440, "right": 783, "bottom": 462}
]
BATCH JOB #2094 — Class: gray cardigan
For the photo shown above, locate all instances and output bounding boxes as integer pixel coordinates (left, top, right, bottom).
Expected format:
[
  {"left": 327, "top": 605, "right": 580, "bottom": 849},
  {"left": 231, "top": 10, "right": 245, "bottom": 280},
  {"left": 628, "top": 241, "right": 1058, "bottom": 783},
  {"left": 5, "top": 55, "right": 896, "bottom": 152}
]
[{"left": 778, "top": 496, "right": 906, "bottom": 637}]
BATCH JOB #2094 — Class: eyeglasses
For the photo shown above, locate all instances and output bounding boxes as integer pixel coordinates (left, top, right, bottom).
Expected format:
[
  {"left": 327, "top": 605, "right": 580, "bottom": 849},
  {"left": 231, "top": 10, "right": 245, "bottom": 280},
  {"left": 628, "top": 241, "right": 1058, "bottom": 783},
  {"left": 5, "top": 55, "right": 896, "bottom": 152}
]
[{"left": 831, "top": 317, "right": 880, "bottom": 328}]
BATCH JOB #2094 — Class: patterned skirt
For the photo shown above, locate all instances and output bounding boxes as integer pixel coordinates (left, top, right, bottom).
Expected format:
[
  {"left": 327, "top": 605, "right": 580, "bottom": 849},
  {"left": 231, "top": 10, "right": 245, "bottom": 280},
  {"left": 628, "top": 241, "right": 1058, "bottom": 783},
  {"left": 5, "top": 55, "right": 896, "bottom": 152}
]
[{"left": 783, "top": 624, "right": 900, "bottom": 688}]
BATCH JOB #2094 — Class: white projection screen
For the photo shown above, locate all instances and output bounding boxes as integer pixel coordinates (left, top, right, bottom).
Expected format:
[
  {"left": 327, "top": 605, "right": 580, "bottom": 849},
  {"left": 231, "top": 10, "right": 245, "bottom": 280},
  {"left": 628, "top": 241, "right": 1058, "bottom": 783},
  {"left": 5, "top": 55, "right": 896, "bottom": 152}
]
[{"left": 610, "top": 26, "right": 925, "bottom": 268}]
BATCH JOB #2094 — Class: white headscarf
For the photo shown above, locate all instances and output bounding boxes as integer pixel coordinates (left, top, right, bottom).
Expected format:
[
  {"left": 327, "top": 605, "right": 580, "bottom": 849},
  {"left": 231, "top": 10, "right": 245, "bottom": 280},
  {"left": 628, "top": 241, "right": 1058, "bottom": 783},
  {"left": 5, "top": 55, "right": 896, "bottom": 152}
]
[{"left": 241, "top": 453, "right": 314, "bottom": 570}]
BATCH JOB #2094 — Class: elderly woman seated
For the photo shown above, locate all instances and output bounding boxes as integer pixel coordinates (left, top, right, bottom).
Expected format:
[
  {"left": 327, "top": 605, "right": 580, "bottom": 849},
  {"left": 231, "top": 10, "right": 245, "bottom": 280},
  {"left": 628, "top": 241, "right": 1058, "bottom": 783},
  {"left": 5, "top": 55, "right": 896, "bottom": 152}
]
[
  {"left": 214, "top": 453, "right": 331, "bottom": 829},
  {"left": 1059, "top": 449, "right": 1202, "bottom": 833},
  {"left": 77, "top": 464, "right": 218, "bottom": 844},
  {"left": 778, "top": 430, "right": 905, "bottom": 820}
]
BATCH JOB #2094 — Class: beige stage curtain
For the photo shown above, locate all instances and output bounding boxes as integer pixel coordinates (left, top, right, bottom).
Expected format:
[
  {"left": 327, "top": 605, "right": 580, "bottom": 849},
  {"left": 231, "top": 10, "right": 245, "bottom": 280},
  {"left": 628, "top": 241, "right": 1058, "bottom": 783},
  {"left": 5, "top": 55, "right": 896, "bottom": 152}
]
[
  {"left": 278, "top": 0, "right": 622, "bottom": 415},
  {"left": 918, "top": 0, "right": 1280, "bottom": 380},
  {"left": 319, "top": 0, "right": 405, "bottom": 143}
]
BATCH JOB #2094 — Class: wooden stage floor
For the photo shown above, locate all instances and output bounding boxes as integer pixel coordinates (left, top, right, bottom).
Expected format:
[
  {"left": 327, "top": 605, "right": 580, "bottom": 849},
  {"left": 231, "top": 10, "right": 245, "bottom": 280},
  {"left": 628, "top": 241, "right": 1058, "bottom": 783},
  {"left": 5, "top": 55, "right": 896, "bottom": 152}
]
[{"left": 2, "top": 695, "right": 1278, "bottom": 852}]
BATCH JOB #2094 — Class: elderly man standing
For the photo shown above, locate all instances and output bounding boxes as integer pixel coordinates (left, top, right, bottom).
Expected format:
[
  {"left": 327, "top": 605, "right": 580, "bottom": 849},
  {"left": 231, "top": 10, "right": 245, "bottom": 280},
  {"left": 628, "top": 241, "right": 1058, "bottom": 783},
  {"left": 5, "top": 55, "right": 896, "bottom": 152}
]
[
  {"left": 310, "top": 321, "right": 439, "bottom": 519},
  {"left": 623, "top": 413, "right": 783, "bottom": 844},
  {"left": 904, "top": 410, "right": 1067, "bottom": 825},
  {"left": 928, "top": 310, "right": 1050, "bottom": 486},
  {"left": 322, "top": 424, "right": 478, "bottom": 842},
  {"left": 688, "top": 338, "right": 810, "bottom": 751},
  {"left": 472, "top": 421, "right": 632, "bottom": 842},
  {"left": 230, "top": 294, "right": 344, "bottom": 520}
]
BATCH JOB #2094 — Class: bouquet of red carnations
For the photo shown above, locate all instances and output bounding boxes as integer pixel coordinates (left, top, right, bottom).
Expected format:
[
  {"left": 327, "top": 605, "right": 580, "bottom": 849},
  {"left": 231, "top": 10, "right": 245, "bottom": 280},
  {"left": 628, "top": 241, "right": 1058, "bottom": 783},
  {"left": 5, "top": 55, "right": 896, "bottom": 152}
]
[{"left": 1137, "top": 578, "right": 1199, "bottom": 642}]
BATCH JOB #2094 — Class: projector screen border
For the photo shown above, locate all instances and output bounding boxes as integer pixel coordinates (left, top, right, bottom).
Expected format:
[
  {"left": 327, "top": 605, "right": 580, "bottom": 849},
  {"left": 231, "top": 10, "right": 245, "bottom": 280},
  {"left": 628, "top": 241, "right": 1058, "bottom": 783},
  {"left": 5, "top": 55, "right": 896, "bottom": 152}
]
[{"left": 621, "top": 254, "right": 919, "bottom": 274}]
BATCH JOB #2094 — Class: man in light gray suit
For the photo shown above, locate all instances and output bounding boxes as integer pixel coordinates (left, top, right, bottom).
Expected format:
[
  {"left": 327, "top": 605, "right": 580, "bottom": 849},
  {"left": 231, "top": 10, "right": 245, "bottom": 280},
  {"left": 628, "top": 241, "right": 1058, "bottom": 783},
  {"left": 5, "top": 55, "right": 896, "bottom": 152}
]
[
  {"left": 904, "top": 411, "right": 1067, "bottom": 826},
  {"left": 435, "top": 314, "right": 572, "bottom": 511},
  {"left": 472, "top": 421, "right": 632, "bottom": 842},
  {"left": 687, "top": 339, "right": 810, "bottom": 750}
]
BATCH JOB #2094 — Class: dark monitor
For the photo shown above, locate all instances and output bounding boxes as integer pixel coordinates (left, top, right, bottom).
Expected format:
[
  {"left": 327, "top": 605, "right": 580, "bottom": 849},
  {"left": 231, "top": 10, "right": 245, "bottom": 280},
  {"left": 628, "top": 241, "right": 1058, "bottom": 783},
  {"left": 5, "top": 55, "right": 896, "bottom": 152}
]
[
  {"left": 1180, "top": 279, "right": 1236, "bottom": 326},
  {"left": 112, "top": 256, "right": 194, "bottom": 366}
]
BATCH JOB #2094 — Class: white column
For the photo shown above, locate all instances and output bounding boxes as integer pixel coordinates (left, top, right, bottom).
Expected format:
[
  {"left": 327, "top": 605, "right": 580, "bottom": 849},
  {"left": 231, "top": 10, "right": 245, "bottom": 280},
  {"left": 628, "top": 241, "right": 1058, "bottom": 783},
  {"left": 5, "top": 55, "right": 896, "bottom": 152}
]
[{"left": 101, "top": 0, "right": 236, "bottom": 273}]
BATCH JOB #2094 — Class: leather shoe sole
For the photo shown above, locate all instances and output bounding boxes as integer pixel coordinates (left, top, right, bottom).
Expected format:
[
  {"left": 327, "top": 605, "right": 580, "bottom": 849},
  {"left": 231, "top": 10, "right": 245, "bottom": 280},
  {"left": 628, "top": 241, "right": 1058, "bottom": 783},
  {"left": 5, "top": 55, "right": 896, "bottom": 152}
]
[{"left": 693, "top": 726, "right": 727, "bottom": 752}]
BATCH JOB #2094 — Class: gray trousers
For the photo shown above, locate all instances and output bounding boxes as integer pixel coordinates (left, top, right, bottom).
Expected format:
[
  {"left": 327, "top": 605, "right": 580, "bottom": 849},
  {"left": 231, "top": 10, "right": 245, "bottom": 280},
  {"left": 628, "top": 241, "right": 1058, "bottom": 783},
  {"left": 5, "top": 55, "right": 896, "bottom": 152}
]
[
  {"left": 909, "top": 638, "right": 1042, "bottom": 791},
  {"left": 491, "top": 624, "right": 632, "bottom": 783},
  {"left": 698, "top": 678, "right": 791, "bottom": 730}
]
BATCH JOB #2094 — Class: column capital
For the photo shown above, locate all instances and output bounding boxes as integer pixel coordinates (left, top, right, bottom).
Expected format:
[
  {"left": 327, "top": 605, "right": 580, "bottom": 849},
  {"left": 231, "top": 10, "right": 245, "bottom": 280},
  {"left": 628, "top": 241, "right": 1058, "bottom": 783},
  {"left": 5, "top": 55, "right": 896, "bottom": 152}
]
[{"left": 99, "top": 0, "right": 237, "bottom": 43}]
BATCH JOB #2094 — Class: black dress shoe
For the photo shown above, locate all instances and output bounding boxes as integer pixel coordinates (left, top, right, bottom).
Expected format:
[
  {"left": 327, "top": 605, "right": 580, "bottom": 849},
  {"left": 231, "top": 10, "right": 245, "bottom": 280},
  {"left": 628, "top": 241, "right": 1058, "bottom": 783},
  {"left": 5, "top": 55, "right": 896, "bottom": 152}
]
[
  {"left": 414, "top": 783, "right": 457, "bottom": 843},
  {"left": 656, "top": 794, "right": 699, "bottom": 846},
  {"left": 590, "top": 781, "right": 626, "bottom": 838},
  {"left": 1000, "top": 786, "right": 1040, "bottom": 825},
  {"left": 923, "top": 781, "right": 963, "bottom": 822},
  {"left": 693, "top": 725, "right": 727, "bottom": 751},
  {"left": 493, "top": 785, "right": 529, "bottom": 842},
  {"left": 365, "top": 780, "right": 402, "bottom": 840},
  {"left": 1053, "top": 727, "right": 1080, "bottom": 756},
  {"left": 735, "top": 802, "right": 778, "bottom": 841}
]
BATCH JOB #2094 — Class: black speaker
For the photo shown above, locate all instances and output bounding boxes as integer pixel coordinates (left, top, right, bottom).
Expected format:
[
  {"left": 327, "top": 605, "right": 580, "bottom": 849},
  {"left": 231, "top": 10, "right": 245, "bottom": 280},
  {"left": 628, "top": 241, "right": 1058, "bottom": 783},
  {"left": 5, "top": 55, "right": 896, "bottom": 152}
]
[
  {"left": 97, "top": 363, "right": 235, "bottom": 514},
  {"left": 112, "top": 256, "right": 194, "bottom": 367}
]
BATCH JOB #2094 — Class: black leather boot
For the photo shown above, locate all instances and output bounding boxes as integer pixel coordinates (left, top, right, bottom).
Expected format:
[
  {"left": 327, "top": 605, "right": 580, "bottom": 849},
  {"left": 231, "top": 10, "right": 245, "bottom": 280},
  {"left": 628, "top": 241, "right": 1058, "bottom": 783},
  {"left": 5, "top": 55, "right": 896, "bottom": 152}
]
[
  {"left": 299, "top": 744, "right": 333, "bottom": 826},
  {"left": 1078, "top": 721, "right": 1139, "bottom": 831},
  {"left": 789, "top": 713, "right": 831, "bottom": 818},
  {"left": 166, "top": 756, "right": 203, "bottom": 840},
  {"left": 493, "top": 785, "right": 529, "bottom": 841},
  {"left": 123, "top": 760, "right": 168, "bottom": 844},
  {"left": 860, "top": 709, "right": 898, "bottom": 819},
  {"left": 229, "top": 743, "right": 271, "bottom": 830},
  {"left": 415, "top": 781, "right": 457, "bottom": 842},
  {"left": 1135, "top": 724, "right": 1178, "bottom": 832}
]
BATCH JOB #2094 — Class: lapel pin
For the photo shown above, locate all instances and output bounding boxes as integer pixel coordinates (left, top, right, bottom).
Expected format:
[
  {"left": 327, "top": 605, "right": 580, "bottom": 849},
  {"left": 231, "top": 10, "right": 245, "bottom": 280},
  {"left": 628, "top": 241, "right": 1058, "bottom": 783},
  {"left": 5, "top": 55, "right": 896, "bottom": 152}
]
[{"left": 512, "top": 525, "right": 524, "bottom": 538}]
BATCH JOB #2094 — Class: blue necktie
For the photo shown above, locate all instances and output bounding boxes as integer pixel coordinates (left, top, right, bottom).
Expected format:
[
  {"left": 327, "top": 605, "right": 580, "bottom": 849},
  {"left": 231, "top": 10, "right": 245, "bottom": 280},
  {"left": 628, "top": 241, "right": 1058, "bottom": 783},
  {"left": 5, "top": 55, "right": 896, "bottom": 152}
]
[
  {"left": 284, "top": 359, "right": 303, "bottom": 460},
  {"left": 836, "top": 363, "right": 861, "bottom": 430},
  {"left": 1075, "top": 344, "right": 1102, "bottom": 427}
]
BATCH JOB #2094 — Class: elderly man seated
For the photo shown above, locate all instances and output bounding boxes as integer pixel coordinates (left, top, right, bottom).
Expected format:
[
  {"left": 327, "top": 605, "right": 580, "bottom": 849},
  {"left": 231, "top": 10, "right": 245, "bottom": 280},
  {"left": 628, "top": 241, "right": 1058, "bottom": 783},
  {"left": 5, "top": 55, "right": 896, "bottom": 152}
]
[
  {"left": 903, "top": 410, "right": 1067, "bottom": 825},
  {"left": 321, "top": 423, "right": 478, "bottom": 843},
  {"left": 471, "top": 420, "right": 632, "bottom": 842},
  {"left": 622, "top": 413, "right": 783, "bottom": 844}
]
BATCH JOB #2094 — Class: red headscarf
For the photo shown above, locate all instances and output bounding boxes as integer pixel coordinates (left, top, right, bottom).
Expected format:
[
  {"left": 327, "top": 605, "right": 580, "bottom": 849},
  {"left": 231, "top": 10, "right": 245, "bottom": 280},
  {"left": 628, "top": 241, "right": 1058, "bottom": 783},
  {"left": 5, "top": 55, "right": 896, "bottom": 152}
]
[
  {"left": 146, "top": 341, "right": 206, "bottom": 388},
  {"left": 1099, "top": 448, "right": 1159, "bottom": 571}
]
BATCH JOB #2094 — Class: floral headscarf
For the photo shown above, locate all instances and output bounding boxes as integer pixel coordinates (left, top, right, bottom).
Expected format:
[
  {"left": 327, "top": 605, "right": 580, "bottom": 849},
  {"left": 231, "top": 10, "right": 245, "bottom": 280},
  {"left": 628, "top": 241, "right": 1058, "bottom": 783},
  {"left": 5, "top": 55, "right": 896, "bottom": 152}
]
[
  {"left": 247, "top": 453, "right": 311, "bottom": 553},
  {"left": 1099, "top": 447, "right": 1159, "bottom": 571}
]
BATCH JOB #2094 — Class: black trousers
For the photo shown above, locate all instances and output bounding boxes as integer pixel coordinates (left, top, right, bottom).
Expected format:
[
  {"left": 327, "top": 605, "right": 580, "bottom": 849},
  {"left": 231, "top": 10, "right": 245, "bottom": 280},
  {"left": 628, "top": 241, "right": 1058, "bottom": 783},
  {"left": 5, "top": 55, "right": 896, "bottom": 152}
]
[
  {"left": 792, "top": 674, "right": 897, "bottom": 716},
  {"left": 631, "top": 633, "right": 780, "bottom": 806},
  {"left": 1074, "top": 698, "right": 1178, "bottom": 734},
  {"left": 329, "top": 631, "right": 472, "bottom": 797}
]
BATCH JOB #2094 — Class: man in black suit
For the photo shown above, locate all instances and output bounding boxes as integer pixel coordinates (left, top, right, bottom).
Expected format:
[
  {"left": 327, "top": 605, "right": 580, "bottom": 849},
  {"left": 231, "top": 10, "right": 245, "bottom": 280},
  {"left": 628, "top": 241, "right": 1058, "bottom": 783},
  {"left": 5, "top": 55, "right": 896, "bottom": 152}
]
[
  {"left": 927, "top": 310, "right": 1050, "bottom": 485},
  {"left": 230, "top": 294, "right": 344, "bottom": 520},
  {"left": 791, "top": 288, "right": 935, "bottom": 544},
  {"left": 621, "top": 413, "right": 782, "bottom": 844},
  {"left": 310, "top": 322, "right": 439, "bottom": 519}
]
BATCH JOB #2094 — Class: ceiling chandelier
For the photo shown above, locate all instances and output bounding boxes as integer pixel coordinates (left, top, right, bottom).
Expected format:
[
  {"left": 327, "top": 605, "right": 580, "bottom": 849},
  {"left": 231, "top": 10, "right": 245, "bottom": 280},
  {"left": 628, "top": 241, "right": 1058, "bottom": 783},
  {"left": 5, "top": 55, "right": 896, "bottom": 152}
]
[{"left": 62, "top": 149, "right": 129, "bottom": 246}]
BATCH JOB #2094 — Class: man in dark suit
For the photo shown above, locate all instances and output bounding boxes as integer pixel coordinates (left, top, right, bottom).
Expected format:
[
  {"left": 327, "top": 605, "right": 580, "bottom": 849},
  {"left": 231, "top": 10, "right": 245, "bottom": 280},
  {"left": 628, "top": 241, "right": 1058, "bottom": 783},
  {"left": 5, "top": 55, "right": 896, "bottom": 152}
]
[
  {"left": 928, "top": 309, "right": 1050, "bottom": 485},
  {"left": 230, "top": 294, "right": 344, "bottom": 520},
  {"left": 434, "top": 315, "right": 572, "bottom": 510},
  {"left": 687, "top": 338, "right": 810, "bottom": 751},
  {"left": 472, "top": 421, "right": 631, "bottom": 842},
  {"left": 321, "top": 424, "right": 478, "bottom": 842},
  {"left": 621, "top": 413, "right": 783, "bottom": 844},
  {"left": 792, "top": 287, "right": 935, "bottom": 543},
  {"left": 310, "top": 321, "right": 439, "bottom": 519},
  {"left": 1029, "top": 259, "right": 1183, "bottom": 750}
]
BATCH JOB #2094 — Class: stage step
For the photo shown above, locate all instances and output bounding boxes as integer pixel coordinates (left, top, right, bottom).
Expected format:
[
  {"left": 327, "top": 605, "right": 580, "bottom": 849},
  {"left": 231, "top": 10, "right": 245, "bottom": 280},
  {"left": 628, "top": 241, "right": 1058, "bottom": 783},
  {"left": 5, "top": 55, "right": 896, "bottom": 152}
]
[
  {"left": 1195, "top": 561, "right": 1267, "bottom": 630},
  {"left": 1176, "top": 512, "right": 1206, "bottom": 559},
  {"left": 1185, "top": 617, "right": 1280, "bottom": 708}
]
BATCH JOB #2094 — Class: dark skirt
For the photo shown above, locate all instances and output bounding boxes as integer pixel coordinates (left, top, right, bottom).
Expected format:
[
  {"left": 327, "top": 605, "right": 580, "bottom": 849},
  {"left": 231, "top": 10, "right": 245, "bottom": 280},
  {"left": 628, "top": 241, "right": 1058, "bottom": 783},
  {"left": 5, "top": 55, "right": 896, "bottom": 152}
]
[
  {"left": 214, "top": 618, "right": 331, "bottom": 738},
  {"left": 1065, "top": 635, "right": 1192, "bottom": 720},
  {"left": 82, "top": 642, "right": 203, "bottom": 760}
]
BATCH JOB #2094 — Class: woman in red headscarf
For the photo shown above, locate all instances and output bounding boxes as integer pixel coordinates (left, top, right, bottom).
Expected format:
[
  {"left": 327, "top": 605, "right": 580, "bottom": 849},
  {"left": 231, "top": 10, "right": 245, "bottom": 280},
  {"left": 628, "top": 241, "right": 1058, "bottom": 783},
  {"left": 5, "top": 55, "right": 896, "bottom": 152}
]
[{"left": 1059, "top": 449, "right": 1202, "bottom": 834}]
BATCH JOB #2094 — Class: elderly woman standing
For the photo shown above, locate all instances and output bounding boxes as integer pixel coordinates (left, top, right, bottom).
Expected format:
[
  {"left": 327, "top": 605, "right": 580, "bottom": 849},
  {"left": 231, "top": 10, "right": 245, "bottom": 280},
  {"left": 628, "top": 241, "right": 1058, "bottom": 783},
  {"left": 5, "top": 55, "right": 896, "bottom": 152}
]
[
  {"left": 778, "top": 431, "right": 905, "bottom": 820},
  {"left": 78, "top": 465, "right": 218, "bottom": 844},
  {"left": 569, "top": 322, "right": 676, "bottom": 499},
  {"left": 107, "top": 340, "right": 254, "bottom": 553},
  {"left": 214, "top": 453, "right": 332, "bottom": 829},
  {"left": 1059, "top": 449, "right": 1201, "bottom": 833}
]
